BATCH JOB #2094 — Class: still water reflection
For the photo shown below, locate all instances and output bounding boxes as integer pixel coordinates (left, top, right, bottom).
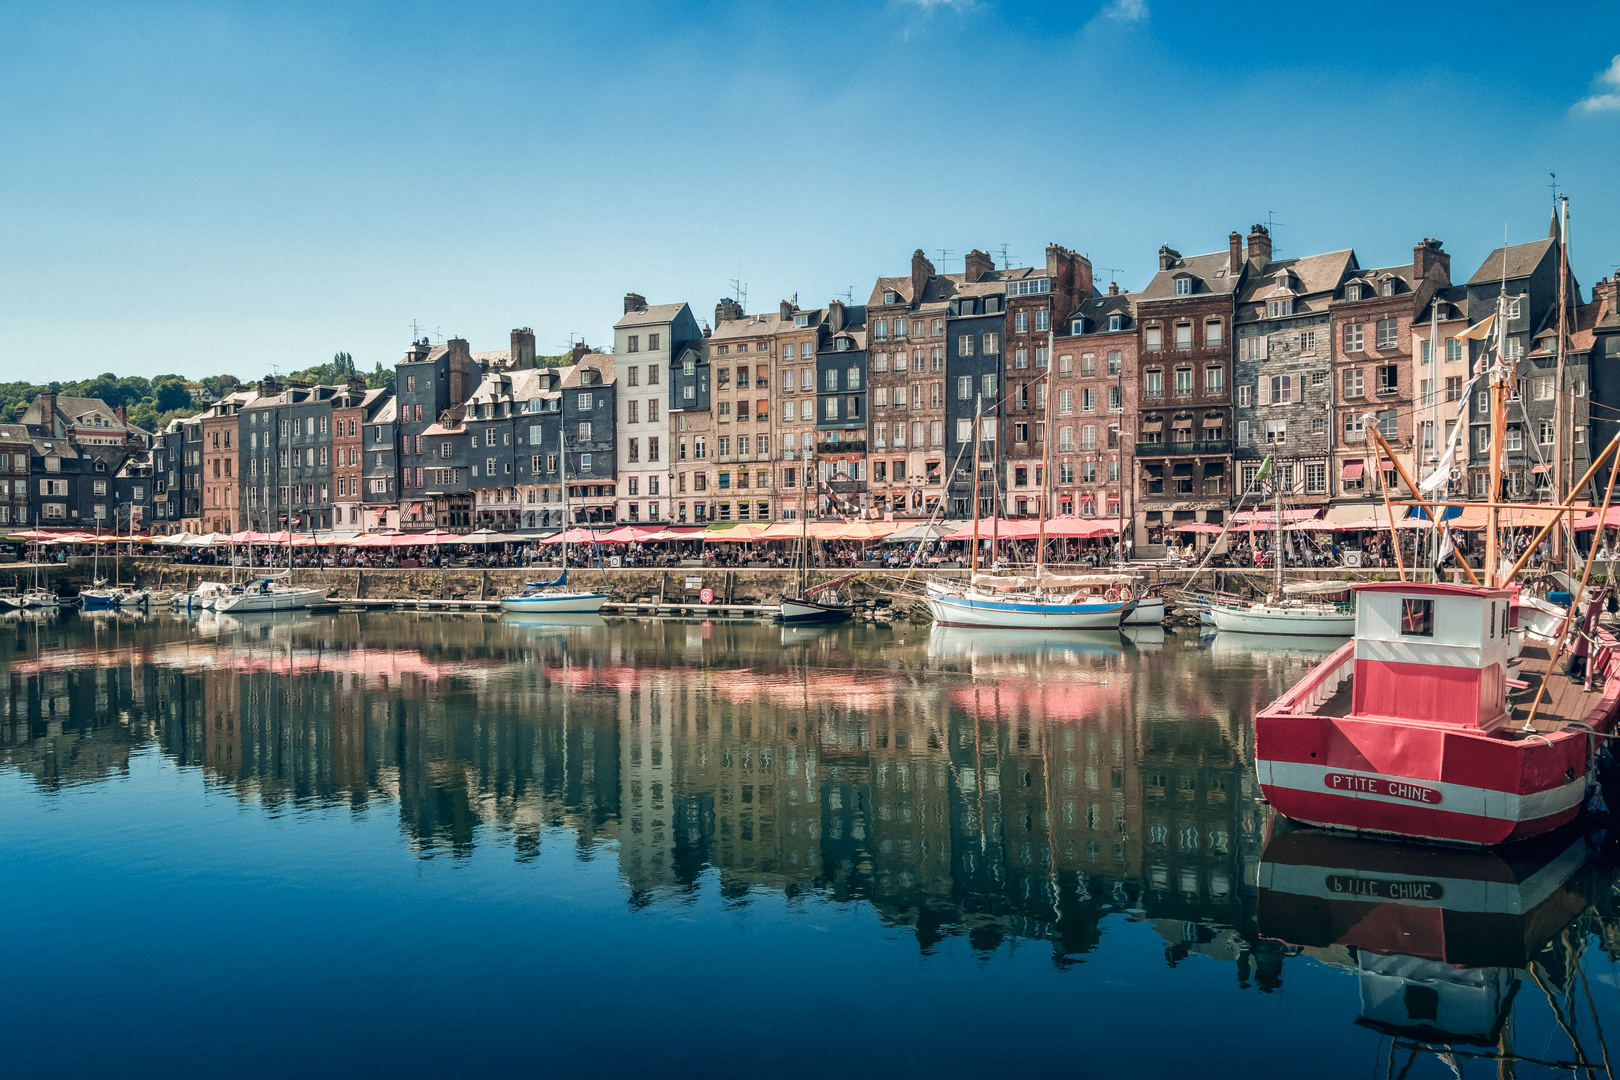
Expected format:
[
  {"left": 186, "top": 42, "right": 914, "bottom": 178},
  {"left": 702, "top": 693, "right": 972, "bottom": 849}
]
[{"left": 2, "top": 611, "right": 1618, "bottom": 1078}]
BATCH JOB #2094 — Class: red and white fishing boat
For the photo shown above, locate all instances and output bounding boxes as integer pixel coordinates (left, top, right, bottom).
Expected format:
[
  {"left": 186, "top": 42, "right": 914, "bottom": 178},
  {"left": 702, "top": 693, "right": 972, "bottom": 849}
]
[{"left": 1255, "top": 282, "right": 1620, "bottom": 847}]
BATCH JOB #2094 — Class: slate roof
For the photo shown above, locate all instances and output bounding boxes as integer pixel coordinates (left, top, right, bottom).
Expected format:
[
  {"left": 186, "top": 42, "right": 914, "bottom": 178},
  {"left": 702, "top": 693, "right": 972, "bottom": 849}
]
[
  {"left": 614, "top": 303, "right": 689, "bottom": 329},
  {"left": 1466, "top": 239, "right": 1556, "bottom": 286},
  {"left": 1138, "top": 250, "right": 1245, "bottom": 302}
]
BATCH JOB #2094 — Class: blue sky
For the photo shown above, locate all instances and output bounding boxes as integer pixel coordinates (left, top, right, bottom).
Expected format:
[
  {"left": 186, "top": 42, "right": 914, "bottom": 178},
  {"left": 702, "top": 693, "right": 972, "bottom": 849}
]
[{"left": 5, "top": 0, "right": 1619, "bottom": 382}]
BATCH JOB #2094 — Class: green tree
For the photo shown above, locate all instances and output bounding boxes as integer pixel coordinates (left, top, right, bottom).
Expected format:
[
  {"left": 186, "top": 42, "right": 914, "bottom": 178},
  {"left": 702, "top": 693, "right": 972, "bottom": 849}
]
[
  {"left": 151, "top": 376, "right": 192, "bottom": 413},
  {"left": 366, "top": 361, "right": 396, "bottom": 393}
]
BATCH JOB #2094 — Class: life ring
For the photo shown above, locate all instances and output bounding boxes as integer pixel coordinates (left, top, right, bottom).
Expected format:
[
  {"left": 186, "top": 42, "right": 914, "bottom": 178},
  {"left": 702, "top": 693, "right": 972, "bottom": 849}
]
[{"left": 1104, "top": 589, "right": 1120, "bottom": 602}]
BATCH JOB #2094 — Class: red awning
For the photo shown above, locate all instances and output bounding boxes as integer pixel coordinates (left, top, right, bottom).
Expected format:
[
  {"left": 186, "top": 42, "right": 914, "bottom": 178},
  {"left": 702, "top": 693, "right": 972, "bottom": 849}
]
[
  {"left": 1531, "top": 464, "right": 1550, "bottom": 474},
  {"left": 1380, "top": 459, "right": 1395, "bottom": 470},
  {"left": 1341, "top": 462, "right": 1364, "bottom": 480},
  {"left": 410, "top": 503, "right": 424, "bottom": 515}
]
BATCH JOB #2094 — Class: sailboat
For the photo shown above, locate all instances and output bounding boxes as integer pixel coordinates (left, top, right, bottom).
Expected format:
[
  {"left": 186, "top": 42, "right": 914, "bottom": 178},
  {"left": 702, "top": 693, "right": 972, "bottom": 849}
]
[
  {"left": 778, "top": 450, "right": 853, "bottom": 624},
  {"left": 214, "top": 510, "right": 326, "bottom": 614},
  {"left": 1208, "top": 457, "right": 1355, "bottom": 636},
  {"left": 925, "top": 370, "right": 1134, "bottom": 630},
  {"left": 500, "top": 430, "right": 608, "bottom": 615},
  {"left": 1253, "top": 273, "right": 1620, "bottom": 845},
  {"left": 21, "top": 540, "right": 60, "bottom": 609}
]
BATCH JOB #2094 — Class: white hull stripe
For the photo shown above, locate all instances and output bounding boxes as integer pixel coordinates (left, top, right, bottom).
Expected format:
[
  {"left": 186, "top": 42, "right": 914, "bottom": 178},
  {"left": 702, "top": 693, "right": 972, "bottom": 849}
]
[
  {"left": 1257, "top": 835, "right": 1589, "bottom": 914},
  {"left": 1258, "top": 759, "right": 1588, "bottom": 824}
]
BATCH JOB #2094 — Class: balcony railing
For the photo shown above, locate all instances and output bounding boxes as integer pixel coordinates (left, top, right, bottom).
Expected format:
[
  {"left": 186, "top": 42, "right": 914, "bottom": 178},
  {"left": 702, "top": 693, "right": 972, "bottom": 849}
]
[
  {"left": 816, "top": 441, "right": 866, "bottom": 455},
  {"left": 1134, "top": 439, "right": 1233, "bottom": 458}
]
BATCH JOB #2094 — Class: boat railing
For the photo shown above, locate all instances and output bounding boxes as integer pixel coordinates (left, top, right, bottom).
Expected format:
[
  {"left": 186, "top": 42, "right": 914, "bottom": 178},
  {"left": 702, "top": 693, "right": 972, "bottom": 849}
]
[{"left": 1269, "top": 641, "right": 1356, "bottom": 716}]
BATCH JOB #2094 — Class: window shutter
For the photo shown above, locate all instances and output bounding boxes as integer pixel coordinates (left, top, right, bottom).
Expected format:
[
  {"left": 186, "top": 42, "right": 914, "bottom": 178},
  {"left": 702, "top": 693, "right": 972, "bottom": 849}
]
[{"left": 1260, "top": 381, "right": 1269, "bottom": 406}]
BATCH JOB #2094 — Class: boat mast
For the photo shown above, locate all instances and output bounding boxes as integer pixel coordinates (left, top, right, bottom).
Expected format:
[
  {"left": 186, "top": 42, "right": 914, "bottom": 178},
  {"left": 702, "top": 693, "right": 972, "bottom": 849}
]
[
  {"left": 799, "top": 447, "right": 811, "bottom": 596},
  {"left": 559, "top": 427, "right": 569, "bottom": 572},
  {"left": 1273, "top": 471, "right": 1283, "bottom": 597},
  {"left": 1037, "top": 328, "right": 1054, "bottom": 581},
  {"left": 970, "top": 392, "right": 982, "bottom": 574},
  {"left": 1486, "top": 292, "right": 1509, "bottom": 587},
  {"left": 1554, "top": 193, "right": 1570, "bottom": 566}
]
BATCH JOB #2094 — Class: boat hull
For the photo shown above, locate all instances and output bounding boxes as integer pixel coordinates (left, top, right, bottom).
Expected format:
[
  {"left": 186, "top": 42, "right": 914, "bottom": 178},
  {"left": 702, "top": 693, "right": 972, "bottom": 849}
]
[
  {"left": 1210, "top": 603, "right": 1354, "bottom": 636},
  {"left": 498, "top": 592, "right": 608, "bottom": 615},
  {"left": 214, "top": 587, "right": 328, "bottom": 613},
  {"left": 778, "top": 597, "right": 852, "bottom": 624},
  {"left": 1121, "top": 597, "right": 1164, "bottom": 625},
  {"left": 926, "top": 591, "right": 1129, "bottom": 630},
  {"left": 1254, "top": 642, "right": 1620, "bottom": 846}
]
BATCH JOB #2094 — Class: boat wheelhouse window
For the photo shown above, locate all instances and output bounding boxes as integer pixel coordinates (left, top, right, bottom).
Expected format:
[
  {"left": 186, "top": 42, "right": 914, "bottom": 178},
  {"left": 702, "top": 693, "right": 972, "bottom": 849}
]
[
  {"left": 1400, "top": 598, "right": 1434, "bottom": 638},
  {"left": 1489, "top": 601, "right": 1495, "bottom": 638}
]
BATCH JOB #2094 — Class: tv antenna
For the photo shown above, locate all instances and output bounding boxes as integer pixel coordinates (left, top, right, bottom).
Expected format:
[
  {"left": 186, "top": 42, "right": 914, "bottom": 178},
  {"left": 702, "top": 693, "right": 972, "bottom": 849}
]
[
  {"left": 727, "top": 277, "right": 748, "bottom": 313},
  {"left": 843, "top": 286, "right": 855, "bottom": 304},
  {"left": 1098, "top": 266, "right": 1127, "bottom": 289},
  {"left": 935, "top": 249, "right": 954, "bottom": 271},
  {"left": 410, "top": 320, "right": 425, "bottom": 341},
  {"left": 997, "top": 244, "right": 1015, "bottom": 270},
  {"left": 1266, "top": 211, "right": 1285, "bottom": 255}
]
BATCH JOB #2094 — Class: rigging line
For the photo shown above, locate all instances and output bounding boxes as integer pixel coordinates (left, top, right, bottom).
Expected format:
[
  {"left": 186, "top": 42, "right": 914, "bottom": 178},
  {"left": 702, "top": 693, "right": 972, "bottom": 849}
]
[{"left": 1575, "top": 950, "right": 1616, "bottom": 1080}]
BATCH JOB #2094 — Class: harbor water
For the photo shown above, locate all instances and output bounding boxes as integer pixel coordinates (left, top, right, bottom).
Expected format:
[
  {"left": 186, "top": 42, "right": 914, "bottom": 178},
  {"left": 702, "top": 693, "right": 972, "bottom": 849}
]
[{"left": 4, "top": 610, "right": 1620, "bottom": 1078}]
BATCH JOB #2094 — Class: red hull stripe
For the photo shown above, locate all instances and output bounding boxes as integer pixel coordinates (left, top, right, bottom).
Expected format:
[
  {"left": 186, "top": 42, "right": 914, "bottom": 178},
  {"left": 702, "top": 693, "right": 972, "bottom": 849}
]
[{"left": 1259, "top": 761, "right": 1586, "bottom": 822}]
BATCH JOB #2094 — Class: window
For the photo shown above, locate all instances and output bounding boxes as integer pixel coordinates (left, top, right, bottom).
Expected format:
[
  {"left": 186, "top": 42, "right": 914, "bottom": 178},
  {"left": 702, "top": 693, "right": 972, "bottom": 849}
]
[
  {"left": 1174, "top": 277, "right": 1192, "bottom": 297},
  {"left": 1266, "top": 420, "right": 1286, "bottom": 445},
  {"left": 627, "top": 400, "right": 639, "bottom": 424},
  {"left": 1377, "top": 410, "right": 1398, "bottom": 439},
  {"left": 1082, "top": 387, "right": 1095, "bottom": 412},
  {"left": 648, "top": 436, "right": 659, "bottom": 461},
  {"left": 894, "top": 318, "right": 908, "bottom": 339},
  {"left": 1343, "top": 368, "right": 1364, "bottom": 398},
  {"left": 1237, "top": 385, "right": 1250, "bottom": 407},
  {"left": 1204, "top": 320, "right": 1223, "bottom": 347},
  {"left": 648, "top": 365, "right": 659, "bottom": 385},
  {"left": 1145, "top": 370, "right": 1163, "bottom": 397},
  {"left": 1108, "top": 386, "right": 1122, "bottom": 411},
  {"left": 578, "top": 421, "right": 592, "bottom": 441},
  {"left": 1400, "top": 598, "right": 1434, "bottom": 638},
  {"left": 1504, "top": 426, "right": 1522, "bottom": 451},
  {"left": 1145, "top": 327, "right": 1162, "bottom": 351},
  {"left": 1237, "top": 419, "right": 1250, "bottom": 446},
  {"left": 1015, "top": 311, "right": 1029, "bottom": 333},
  {"left": 627, "top": 336, "right": 639, "bottom": 352},
  {"left": 983, "top": 333, "right": 999, "bottom": 354},
  {"left": 1205, "top": 367, "right": 1223, "bottom": 394},
  {"left": 648, "top": 333, "right": 660, "bottom": 351},
  {"left": 1269, "top": 375, "right": 1292, "bottom": 404},
  {"left": 1059, "top": 389, "right": 1074, "bottom": 414},
  {"left": 1343, "top": 323, "right": 1364, "bottom": 351},
  {"left": 1081, "top": 424, "right": 1096, "bottom": 450},
  {"left": 1376, "top": 319, "right": 1398, "bottom": 349},
  {"left": 1058, "top": 426, "right": 1074, "bottom": 452},
  {"left": 958, "top": 334, "right": 975, "bottom": 357},
  {"left": 1267, "top": 299, "right": 1293, "bottom": 318},
  {"left": 405, "top": 375, "right": 416, "bottom": 393},
  {"left": 1376, "top": 365, "right": 1398, "bottom": 396},
  {"left": 847, "top": 366, "right": 861, "bottom": 390},
  {"left": 628, "top": 366, "right": 639, "bottom": 387},
  {"left": 1447, "top": 338, "right": 1462, "bottom": 363},
  {"left": 1540, "top": 419, "right": 1555, "bottom": 445},
  {"left": 1174, "top": 324, "right": 1192, "bottom": 349},
  {"left": 1175, "top": 369, "right": 1193, "bottom": 396},
  {"left": 982, "top": 374, "right": 997, "bottom": 398}
]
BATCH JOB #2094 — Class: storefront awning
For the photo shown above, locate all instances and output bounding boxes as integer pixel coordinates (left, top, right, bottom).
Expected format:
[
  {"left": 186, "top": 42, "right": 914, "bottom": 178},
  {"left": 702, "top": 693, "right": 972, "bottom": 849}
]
[
  {"left": 1380, "top": 459, "right": 1395, "bottom": 470},
  {"left": 1531, "top": 463, "right": 1550, "bottom": 474},
  {"left": 1341, "top": 462, "right": 1364, "bottom": 481}
]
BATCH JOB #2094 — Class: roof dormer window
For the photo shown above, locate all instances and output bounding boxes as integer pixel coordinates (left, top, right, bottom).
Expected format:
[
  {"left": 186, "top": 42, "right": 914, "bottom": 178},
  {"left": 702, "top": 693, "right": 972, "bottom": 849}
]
[
  {"left": 1267, "top": 299, "right": 1294, "bottom": 318},
  {"left": 1071, "top": 320, "right": 1085, "bottom": 335},
  {"left": 1173, "top": 277, "right": 1193, "bottom": 297},
  {"left": 1345, "top": 284, "right": 1362, "bottom": 301},
  {"left": 883, "top": 291, "right": 898, "bottom": 305},
  {"left": 1109, "top": 314, "right": 1123, "bottom": 332},
  {"left": 794, "top": 314, "right": 810, "bottom": 328},
  {"left": 1380, "top": 279, "right": 1396, "bottom": 297},
  {"left": 834, "top": 337, "right": 851, "bottom": 352}
]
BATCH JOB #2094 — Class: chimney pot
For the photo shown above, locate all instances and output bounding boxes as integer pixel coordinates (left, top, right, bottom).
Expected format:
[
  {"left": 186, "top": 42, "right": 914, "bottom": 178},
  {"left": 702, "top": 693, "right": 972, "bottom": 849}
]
[
  {"left": 623, "top": 292, "right": 648, "bottom": 315},
  {"left": 964, "top": 249, "right": 994, "bottom": 284}
]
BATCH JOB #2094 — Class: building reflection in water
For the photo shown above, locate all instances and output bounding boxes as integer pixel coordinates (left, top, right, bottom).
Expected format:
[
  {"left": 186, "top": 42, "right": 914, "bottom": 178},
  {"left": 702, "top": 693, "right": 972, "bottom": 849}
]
[{"left": 5, "top": 608, "right": 1620, "bottom": 1028}]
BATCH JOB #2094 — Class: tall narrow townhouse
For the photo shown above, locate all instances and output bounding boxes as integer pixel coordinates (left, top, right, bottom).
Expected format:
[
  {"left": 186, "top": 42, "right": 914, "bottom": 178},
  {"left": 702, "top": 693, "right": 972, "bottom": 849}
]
[
  {"left": 561, "top": 359, "right": 617, "bottom": 525},
  {"left": 1329, "top": 240, "right": 1451, "bottom": 506},
  {"left": 867, "top": 250, "right": 950, "bottom": 519},
  {"left": 617, "top": 294, "right": 697, "bottom": 525},
  {"left": 944, "top": 271, "right": 1007, "bottom": 520},
  {"left": 239, "top": 381, "right": 341, "bottom": 532},
  {"left": 670, "top": 331, "right": 714, "bottom": 525},
  {"left": 709, "top": 300, "right": 781, "bottom": 522},
  {"left": 1133, "top": 235, "right": 1246, "bottom": 544},
  {"left": 1459, "top": 238, "right": 1564, "bottom": 500},
  {"left": 775, "top": 301, "right": 823, "bottom": 519},
  {"left": 464, "top": 369, "right": 523, "bottom": 531},
  {"left": 0, "top": 424, "right": 30, "bottom": 528},
  {"left": 1587, "top": 277, "right": 1620, "bottom": 480},
  {"left": 1232, "top": 233, "right": 1354, "bottom": 511},
  {"left": 361, "top": 397, "right": 400, "bottom": 531},
  {"left": 331, "top": 378, "right": 388, "bottom": 533},
  {"left": 1002, "top": 245, "right": 1093, "bottom": 517},
  {"left": 812, "top": 301, "right": 868, "bottom": 519},
  {"left": 200, "top": 390, "right": 251, "bottom": 535},
  {"left": 179, "top": 414, "right": 203, "bottom": 531},
  {"left": 396, "top": 337, "right": 478, "bottom": 532},
  {"left": 1056, "top": 283, "right": 1138, "bottom": 527},
  {"left": 514, "top": 366, "right": 567, "bottom": 530}
]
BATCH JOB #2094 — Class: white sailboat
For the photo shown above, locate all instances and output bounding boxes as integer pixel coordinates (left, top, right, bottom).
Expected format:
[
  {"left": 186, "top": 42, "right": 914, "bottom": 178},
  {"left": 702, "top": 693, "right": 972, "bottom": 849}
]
[
  {"left": 925, "top": 369, "right": 1133, "bottom": 631},
  {"left": 778, "top": 449, "right": 853, "bottom": 624},
  {"left": 214, "top": 510, "right": 326, "bottom": 615},
  {"left": 500, "top": 429, "right": 608, "bottom": 616},
  {"left": 1208, "top": 457, "right": 1354, "bottom": 636}
]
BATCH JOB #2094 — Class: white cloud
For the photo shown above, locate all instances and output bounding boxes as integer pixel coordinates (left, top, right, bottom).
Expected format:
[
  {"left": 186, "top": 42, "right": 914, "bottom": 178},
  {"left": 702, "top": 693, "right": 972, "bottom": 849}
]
[
  {"left": 1101, "top": 0, "right": 1148, "bottom": 22},
  {"left": 892, "top": 0, "right": 977, "bottom": 9},
  {"left": 1575, "top": 54, "right": 1620, "bottom": 114}
]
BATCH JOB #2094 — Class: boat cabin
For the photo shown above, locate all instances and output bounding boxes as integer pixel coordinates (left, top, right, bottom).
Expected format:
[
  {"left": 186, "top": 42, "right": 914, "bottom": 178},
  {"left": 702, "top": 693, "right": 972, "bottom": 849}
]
[{"left": 1350, "top": 583, "right": 1515, "bottom": 731}]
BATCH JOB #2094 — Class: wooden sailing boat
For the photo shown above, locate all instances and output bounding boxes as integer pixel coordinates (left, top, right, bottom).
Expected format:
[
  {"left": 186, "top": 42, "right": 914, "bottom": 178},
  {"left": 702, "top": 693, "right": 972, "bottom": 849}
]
[
  {"left": 1254, "top": 274, "right": 1620, "bottom": 845},
  {"left": 778, "top": 448, "right": 853, "bottom": 623}
]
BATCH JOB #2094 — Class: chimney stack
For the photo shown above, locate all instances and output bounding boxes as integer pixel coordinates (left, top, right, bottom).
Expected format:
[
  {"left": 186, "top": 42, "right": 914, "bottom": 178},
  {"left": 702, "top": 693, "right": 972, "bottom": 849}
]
[
  {"left": 1413, "top": 239, "right": 1451, "bottom": 285},
  {"left": 910, "top": 249, "right": 934, "bottom": 306},
  {"left": 780, "top": 299, "right": 795, "bottom": 321},
  {"left": 828, "top": 300, "right": 845, "bottom": 333},
  {"left": 571, "top": 342, "right": 590, "bottom": 365},
  {"left": 1228, "top": 232, "right": 1243, "bottom": 274},
  {"left": 347, "top": 374, "right": 368, "bottom": 396},
  {"left": 715, "top": 298, "right": 743, "bottom": 325},
  {"left": 35, "top": 391, "right": 57, "bottom": 434},
  {"left": 446, "top": 337, "right": 473, "bottom": 407},
  {"left": 1108, "top": 282, "right": 1120, "bottom": 296},
  {"left": 115, "top": 405, "right": 126, "bottom": 426},
  {"left": 1158, "top": 245, "right": 1181, "bottom": 271},
  {"left": 510, "top": 327, "right": 536, "bottom": 368},
  {"left": 1246, "top": 224, "right": 1272, "bottom": 265},
  {"left": 623, "top": 292, "right": 648, "bottom": 315},
  {"left": 1595, "top": 276, "right": 1619, "bottom": 314},
  {"left": 964, "top": 249, "right": 994, "bottom": 284},
  {"left": 259, "top": 376, "right": 279, "bottom": 399}
]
